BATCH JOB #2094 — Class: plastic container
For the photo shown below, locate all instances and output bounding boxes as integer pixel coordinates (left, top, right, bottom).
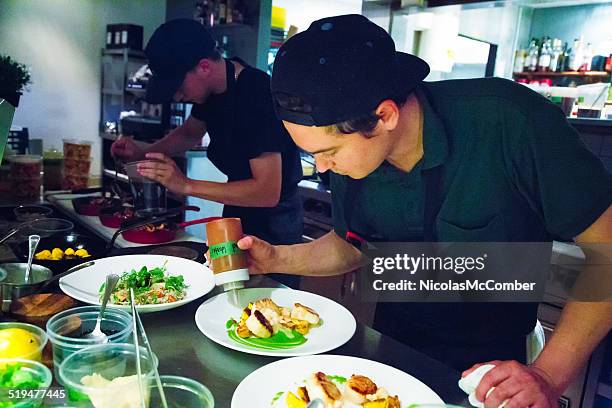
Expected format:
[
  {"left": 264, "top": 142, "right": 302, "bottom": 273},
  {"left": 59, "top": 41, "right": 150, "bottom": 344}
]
[
  {"left": 0, "top": 358, "right": 53, "bottom": 407},
  {"left": 8, "top": 155, "right": 42, "bottom": 179},
  {"left": 576, "top": 82, "right": 611, "bottom": 118},
  {"left": 63, "top": 139, "right": 92, "bottom": 160},
  {"left": 0, "top": 322, "right": 48, "bottom": 362},
  {"left": 63, "top": 157, "right": 92, "bottom": 175},
  {"left": 148, "top": 375, "right": 215, "bottom": 408},
  {"left": 61, "top": 172, "right": 89, "bottom": 190},
  {"left": 46, "top": 306, "right": 133, "bottom": 380},
  {"left": 205, "top": 218, "right": 249, "bottom": 291},
  {"left": 13, "top": 205, "right": 53, "bottom": 222},
  {"left": 124, "top": 160, "right": 167, "bottom": 217},
  {"left": 58, "top": 343, "right": 158, "bottom": 405}
]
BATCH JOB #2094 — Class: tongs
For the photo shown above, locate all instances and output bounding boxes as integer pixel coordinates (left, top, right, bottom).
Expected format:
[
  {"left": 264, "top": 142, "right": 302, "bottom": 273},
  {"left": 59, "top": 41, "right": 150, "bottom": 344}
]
[{"left": 130, "top": 287, "right": 168, "bottom": 408}]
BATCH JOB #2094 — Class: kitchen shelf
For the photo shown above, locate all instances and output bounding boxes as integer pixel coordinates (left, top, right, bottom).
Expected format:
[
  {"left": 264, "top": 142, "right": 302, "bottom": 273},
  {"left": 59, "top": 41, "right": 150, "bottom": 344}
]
[
  {"left": 513, "top": 71, "right": 610, "bottom": 78},
  {"left": 102, "top": 48, "right": 146, "bottom": 58}
]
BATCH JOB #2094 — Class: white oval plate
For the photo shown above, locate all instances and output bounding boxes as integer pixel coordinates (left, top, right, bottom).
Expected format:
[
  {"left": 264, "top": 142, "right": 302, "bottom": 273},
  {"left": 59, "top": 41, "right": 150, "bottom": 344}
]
[
  {"left": 195, "top": 287, "right": 356, "bottom": 357},
  {"left": 60, "top": 255, "right": 215, "bottom": 313},
  {"left": 231, "top": 354, "right": 445, "bottom": 408}
]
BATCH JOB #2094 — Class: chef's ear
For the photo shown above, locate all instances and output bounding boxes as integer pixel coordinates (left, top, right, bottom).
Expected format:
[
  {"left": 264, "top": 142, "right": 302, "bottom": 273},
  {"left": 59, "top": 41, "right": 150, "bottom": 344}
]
[
  {"left": 375, "top": 99, "right": 400, "bottom": 131},
  {"left": 195, "top": 58, "right": 213, "bottom": 77}
]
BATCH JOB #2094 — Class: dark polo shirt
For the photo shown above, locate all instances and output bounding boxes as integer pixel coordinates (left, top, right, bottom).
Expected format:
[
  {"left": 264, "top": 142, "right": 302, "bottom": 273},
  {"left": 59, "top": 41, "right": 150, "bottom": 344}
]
[{"left": 331, "top": 77, "right": 612, "bottom": 369}]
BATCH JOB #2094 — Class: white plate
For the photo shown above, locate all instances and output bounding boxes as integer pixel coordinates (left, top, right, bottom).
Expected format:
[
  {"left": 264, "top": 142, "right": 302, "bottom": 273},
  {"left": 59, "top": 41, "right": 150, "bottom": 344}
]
[
  {"left": 195, "top": 287, "right": 356, "bottom": 357},
  {"left": 60, "top": 254, "right": 215, "bottom": 313},
  {"left": 232, "top": 354, "right": 445, "bottom": 408}
]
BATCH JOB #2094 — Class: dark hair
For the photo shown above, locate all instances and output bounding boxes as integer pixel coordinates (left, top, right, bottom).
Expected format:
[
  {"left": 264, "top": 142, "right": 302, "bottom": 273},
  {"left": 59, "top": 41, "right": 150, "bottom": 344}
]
[
  {"left": 330, "top": 93, "right": 409, "bottom": 137},
  {"left": 207, "top": 47, "right": 222, "bottom": 61}
]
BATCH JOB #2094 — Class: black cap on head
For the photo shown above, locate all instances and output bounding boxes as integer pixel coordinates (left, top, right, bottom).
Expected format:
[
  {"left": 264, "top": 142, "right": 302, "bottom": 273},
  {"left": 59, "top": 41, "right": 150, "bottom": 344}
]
[
  {"left": 271, "top": 14, "right": 429, "bottom": 127},
  {"left": 144, "top": 19, "right": 216, "bottom": 103}
]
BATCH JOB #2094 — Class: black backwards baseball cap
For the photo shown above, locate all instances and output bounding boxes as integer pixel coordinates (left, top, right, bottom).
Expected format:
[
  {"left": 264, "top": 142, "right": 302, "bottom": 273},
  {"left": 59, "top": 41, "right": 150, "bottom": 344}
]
[
  {"left": 271, "top": 14, "right": 430, "bottom": 127},
  {"left": 144, "top": 19, "right": 216, "bottom": 103}
]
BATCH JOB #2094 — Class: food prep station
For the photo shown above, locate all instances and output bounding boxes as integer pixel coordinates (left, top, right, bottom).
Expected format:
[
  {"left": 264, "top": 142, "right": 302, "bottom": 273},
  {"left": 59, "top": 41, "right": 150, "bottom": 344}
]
[{"left": 0, "top": 194, "right": 470, "bottom": 407}]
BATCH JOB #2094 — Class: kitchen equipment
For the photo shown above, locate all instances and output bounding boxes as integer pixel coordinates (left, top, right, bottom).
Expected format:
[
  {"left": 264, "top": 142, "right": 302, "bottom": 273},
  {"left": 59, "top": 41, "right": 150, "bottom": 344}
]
[
  {"left": 0, "top": 263, "right": 52, "bottom": 313},
  {"left": 58, "top": 343, "right": 158, "bottom": 405},
  {"left": 122, "top": 216, "right": 222, "bottom": 244},
  {"left": 8, "top": 155, "right": 43, "bottom": 198},
  {"left": 0, "top": 358, "right": 52, "bottom": 407},
  {"left": 10, "top": 293, "right": 77, "bottom": 328},
  {"left": 33, "top": 260, "right": 95, "bottom": 293},
  {"left": 47, "top": 305, "right": 133, "bottom": 381},
  {"left": 59, "top": 254, "right": 215, "bottom": 313},
  {"left": 231, "top": 355, "right": 444, "bottom": 408},
  {"left": 0, "top": 322, "right": 48, "bottom": 361},
  {"left": 195, "top": 287, "right": 356, "bottom": 357},
  {"left": 17, "top": 233, "right": 105, "bottom": 273},
  {"left": 206, "top": 218, "right": 249, "bottom": 291},
  {"left": 130, "top": 287, "right": 166, "bottom": 408},
  {"left": 148, "top": 376, "right": 214, "bottom": 408},
  {"left": 24, "top": 234, "right": 40, "bottom": 283},
  {"left": 27, "top": 217, "right": 73, "bottom": 238},
  {"left": 99, "top": 203, "right": 134, "bottom": 228},
  {"left": 72, "top": 196, "right": 120, "bottom": 216},
  {"left": 125, "top": 160, "right": 167, "bottom": 217},
  {"left": 12, "top": 205, "right": 52, "bottom": 222},
  {"left": 83, "top": 274, "right": 119, "bottom": 342}
]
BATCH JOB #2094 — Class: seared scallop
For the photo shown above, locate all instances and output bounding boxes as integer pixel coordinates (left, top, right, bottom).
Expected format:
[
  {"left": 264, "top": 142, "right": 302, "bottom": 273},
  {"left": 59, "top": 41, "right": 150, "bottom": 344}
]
[
  {"left": 305, "top": 372, "right": 342, "bottom": 408},
  {"left": 245, "top": 310, "right": 273, "bottom": 338},
  {"left": 291, "top": 303, "right": 320, "bottom": 325},
  {"left": 345, "top": 374, "right": 377, "bottom": 404}
]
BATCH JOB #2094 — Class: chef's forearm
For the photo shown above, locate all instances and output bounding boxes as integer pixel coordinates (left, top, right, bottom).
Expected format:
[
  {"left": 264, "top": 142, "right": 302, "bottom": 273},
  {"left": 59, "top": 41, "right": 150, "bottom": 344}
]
[
  {"left": 146, "top": 125, "right": 202, "bottom": 157},
  {"left": 532, "top": 300, "right": 612, "bottom": 394},
  {"left": 184, "top": 178, "right": 278, "bottom": 207},
  {"left": 274, "top": 231, "right": 366, "bottom": 277}
]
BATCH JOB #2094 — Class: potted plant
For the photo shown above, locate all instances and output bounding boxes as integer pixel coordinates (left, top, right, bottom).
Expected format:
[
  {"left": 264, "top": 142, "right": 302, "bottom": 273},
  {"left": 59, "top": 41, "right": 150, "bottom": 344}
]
[{"left": 0, "top": 54, "right": 31, "bottom": 108}]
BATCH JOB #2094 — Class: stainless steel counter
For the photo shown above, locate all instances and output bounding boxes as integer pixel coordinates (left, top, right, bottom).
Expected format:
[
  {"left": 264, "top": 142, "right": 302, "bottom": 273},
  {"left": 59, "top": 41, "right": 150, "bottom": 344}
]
[{"left": 143, "top": 275, "right": 469, "bottom": 408}]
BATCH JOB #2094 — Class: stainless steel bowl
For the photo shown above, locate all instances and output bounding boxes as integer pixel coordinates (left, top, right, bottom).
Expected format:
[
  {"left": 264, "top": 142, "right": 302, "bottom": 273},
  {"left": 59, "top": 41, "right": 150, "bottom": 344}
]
[{"left": 0, "top": 263, "right": 53, "bottom": 313}]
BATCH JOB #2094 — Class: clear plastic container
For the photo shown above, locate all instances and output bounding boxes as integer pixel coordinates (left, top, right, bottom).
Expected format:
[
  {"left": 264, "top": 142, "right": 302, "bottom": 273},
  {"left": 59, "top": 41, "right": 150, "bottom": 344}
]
[
  {"left": 0, "top": 358, "right": 53, "bottom": 407},
  {"left": 124, "top": 160, "right": 167, "bottom": 217},
  {"left": 61, "top": 172, "right": 89, "bottom": 190},
  {"left": 0, "top": 322, "right": 48, "bottom": 362},
  {"left": 63, "top": 139, "right": 92, "bottom": 160},
  {"left": 8, "top": 155, "right": 42, "bottom": 179},
  {"left": 63, "top": 157, "right": 92, "bottom": 175},
  {"left": 58, "top": 343, "right": 158, "bottom": 406},
  {"left": 148, "top": 375, "right": 215, "bottom": 408},
  {"left": 46, "top": 306, "right": 133, "bottom": 380}
]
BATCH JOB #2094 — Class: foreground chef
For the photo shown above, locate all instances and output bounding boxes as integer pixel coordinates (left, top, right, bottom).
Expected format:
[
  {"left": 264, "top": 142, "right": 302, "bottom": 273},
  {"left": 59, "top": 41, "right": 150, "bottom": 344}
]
[
  {"left": 111, "top": 19, "right": 303, "bottom": 287},
  {"left": 235, "top": 15, "right": 612, "bottom": 407}
]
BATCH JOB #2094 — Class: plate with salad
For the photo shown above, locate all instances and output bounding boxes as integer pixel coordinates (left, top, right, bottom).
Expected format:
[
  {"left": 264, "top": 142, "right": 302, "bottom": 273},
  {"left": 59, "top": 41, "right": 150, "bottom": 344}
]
[{"left": 59, "top": 254, "right": 215, "bottom": 313}]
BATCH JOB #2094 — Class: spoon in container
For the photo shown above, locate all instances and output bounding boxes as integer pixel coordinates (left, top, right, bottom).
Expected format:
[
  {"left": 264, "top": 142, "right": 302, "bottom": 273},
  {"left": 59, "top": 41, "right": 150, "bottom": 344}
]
[
  {"left": 82, "top": 273, "right": 119, "bottom": 341},
  {"left": 24, "top": 235, "right": 40, "bottom": 284}
]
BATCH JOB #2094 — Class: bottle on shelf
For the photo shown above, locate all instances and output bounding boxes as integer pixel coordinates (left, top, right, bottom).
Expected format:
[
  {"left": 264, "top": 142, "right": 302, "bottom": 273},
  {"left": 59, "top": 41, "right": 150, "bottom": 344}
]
[
  {"left": 218, "top": 0, "right": 227, "bottom": 25},
  {"left": 527, "top": 38, "right": 540, "bottom": 72},
  {"left": 549, "top": 38, "right": 563, "bottom": 72},
  {"left": 569, "top": 37, "right": 584, "bottom": 71},
  {"left": 514, "top": 49, "right": 527, "bottom": 73},
  {"left": 581, "top": 42, "right": 593, "bottom": 71},
  {"left": 537, "top": 37, "right": 552, "bottom": 72},
  {"left": 560, "top": 42, "right": 571, "bottom": 72}
]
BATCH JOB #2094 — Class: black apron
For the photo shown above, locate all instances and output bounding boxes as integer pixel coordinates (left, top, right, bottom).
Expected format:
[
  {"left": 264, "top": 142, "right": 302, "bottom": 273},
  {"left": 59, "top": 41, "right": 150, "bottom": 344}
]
[
  {"left": 343, "top": 165, "right": 528, "bottom": 371},
  {"left": 216, "top": 60, "right": 303, "bottom": 287}
]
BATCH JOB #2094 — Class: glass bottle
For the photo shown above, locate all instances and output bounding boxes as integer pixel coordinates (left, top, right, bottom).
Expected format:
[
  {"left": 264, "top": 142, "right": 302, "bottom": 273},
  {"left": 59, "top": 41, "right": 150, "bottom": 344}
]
[
  {"left": 537, "top": 37, "right": 552, "bottom": 72},
  {"left": 549, "top": 39, "right": 563, "bottom": 72},
  {"left": 527, "top": 39, "right": 539, "bottom": 72}
]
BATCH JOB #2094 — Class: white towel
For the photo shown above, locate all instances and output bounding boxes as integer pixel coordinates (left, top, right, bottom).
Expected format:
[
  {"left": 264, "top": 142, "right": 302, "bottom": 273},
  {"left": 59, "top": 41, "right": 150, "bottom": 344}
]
[{"left": 458, "top": 364, "right": 507, "bottom": 408}]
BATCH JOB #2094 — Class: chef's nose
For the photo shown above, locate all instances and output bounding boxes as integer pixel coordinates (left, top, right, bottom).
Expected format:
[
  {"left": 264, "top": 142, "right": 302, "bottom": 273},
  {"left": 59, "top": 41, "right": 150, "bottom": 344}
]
[{"left": 315, "top": 155, "right": 333, "bottom": 173}]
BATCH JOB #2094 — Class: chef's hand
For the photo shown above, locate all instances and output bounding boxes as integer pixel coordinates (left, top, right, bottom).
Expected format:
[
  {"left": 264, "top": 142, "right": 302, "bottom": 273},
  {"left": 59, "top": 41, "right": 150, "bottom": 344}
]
[
  {"left": 137, "top": 152, "right": 191, "bottom": 195},
  {"left": 462, "top": 361, "right": 558, "bottom": 408},
  {"left": 235, "top": 235, "right": 279, "bottom": 275},
  {"left": 111, "top": 135, "right": 143, "bottom": 161}
]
